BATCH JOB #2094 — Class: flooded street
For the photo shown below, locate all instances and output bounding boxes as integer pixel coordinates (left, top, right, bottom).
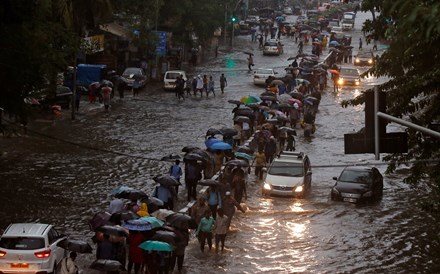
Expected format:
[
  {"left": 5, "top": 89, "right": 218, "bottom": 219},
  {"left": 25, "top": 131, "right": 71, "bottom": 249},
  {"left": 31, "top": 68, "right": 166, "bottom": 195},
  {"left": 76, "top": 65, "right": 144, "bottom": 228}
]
[{"left": 1, "top": 11, "right": 439, "bottom": 273}]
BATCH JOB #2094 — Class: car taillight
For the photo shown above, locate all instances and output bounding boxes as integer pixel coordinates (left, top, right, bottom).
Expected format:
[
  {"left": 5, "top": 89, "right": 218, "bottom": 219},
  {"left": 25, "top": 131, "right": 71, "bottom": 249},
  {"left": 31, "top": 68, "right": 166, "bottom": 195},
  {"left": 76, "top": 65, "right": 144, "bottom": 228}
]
[
  {"left": 0, "top": 250, "right": 6, "bottom": 258},
  {"left": 34, "top": 249, "right": 51, "bottom": 259}
]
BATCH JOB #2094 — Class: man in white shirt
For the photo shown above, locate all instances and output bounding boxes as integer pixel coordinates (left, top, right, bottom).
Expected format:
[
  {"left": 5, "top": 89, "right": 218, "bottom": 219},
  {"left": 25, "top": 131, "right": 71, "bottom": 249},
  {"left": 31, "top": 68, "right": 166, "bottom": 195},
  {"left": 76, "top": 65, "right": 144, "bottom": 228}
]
[{"left": 60, "top": 251, "right": 78, "bottom": 274}]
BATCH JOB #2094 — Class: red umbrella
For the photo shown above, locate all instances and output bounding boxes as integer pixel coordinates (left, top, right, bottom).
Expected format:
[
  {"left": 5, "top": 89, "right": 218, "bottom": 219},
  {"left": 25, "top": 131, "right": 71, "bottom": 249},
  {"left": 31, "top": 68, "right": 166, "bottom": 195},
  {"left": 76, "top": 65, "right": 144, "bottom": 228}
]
[
  {"left": 328, "top": 69, "right": 340, "bottom": 74},
  {"left": 288, "top": 98, "right": 303, "bottom": 106}
]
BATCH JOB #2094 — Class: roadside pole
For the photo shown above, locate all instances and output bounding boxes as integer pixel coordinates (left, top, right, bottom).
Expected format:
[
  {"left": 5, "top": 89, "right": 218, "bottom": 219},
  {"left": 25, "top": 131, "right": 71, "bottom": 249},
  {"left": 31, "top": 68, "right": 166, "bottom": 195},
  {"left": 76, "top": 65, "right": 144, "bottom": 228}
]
[{"left": 71, "top": 57, "right": 77, "bottom": 120}]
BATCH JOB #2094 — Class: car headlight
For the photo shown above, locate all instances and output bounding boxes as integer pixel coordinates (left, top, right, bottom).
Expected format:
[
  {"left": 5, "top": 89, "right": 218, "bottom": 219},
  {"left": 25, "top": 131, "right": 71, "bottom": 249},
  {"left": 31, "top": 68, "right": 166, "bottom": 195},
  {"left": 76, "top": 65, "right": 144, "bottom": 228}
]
[
  {"left": 337, "top": 78, "right": 344, "bottom": 85},
  {"left": 355, "top": 58, "right": 360, "bottom": 63},
  {"left": 363, "top": 191, "right": 373, "bottom": 197},
  {"left": 368, "top": 59, "right": 373, "bottom": 64},
  {"left": 295, "top": 185, "right": 303, "bottom": 193},
  {"left": 331, "top": 187, "right": 339, "bottom": 195},
  {"left": 263, "top": 183, "right": 272, "bottom": 190},
  {"left": 355, "top": 80, "right": 360, "bottom": 85}
]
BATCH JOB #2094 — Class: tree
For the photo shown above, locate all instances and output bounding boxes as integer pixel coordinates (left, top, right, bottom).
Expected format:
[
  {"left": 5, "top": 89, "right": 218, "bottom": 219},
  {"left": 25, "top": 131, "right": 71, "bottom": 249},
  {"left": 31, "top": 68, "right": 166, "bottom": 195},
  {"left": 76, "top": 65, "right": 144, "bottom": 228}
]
[{"left": 344, "top": 0, "right": 440, "bottom": 212}]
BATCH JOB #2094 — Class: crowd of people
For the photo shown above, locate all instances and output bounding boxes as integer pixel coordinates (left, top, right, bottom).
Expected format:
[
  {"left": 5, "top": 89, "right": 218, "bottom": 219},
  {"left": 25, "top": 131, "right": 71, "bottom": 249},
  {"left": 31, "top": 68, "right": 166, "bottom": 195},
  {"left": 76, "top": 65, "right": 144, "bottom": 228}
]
[{"left": 174, "top": 74, "right": 228, "bottom": 100}]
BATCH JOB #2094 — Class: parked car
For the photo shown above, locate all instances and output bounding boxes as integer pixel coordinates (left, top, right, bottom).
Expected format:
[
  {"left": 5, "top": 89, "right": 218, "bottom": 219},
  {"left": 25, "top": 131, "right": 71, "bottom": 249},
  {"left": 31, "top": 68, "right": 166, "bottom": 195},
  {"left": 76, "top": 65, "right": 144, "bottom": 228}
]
[
  {"left": 0, "top": 223, "right": 67, "bottom": 274},
  {"left": 121, "top": 67, "right": 147, "bottom": 88},
  {"left": 262, "top": 151, "right": 312, "bottom": 198},
  {"left": 263, "top": 39, "right": 284, "bottom": 56},
  {"left": 354, "top": 49, "right": 375, "bottom": 66},
  {"left": 253, "top": 68, "right": 277, "bottom": 85},
  {"left": 163, "top": 70, "right": 187, "bottom": 91},
  {"left": 327, "top": 19, "right": 340, "bottom": 32},
  {"left": 337, "top": 67, "right": 361, "bottom": 86},
  {"left": 331, "top": 166, "right": 384, "bottom": 203}
]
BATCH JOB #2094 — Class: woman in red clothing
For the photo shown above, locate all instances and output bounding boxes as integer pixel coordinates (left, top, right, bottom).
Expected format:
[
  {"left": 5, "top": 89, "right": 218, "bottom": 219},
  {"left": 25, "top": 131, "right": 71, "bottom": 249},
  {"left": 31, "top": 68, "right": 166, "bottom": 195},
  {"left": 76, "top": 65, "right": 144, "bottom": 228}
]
[{"left": 127, "top": 231, "right": 145, "bottom": 274}]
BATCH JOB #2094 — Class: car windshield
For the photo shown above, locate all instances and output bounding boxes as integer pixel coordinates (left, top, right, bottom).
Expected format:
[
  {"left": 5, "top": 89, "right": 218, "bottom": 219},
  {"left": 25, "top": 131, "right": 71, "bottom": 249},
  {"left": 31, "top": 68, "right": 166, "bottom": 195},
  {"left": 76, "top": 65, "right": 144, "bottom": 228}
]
[
  {"left": 0, "top": 237, "right": 45, "bottom": 250},
  {"left": 123, "top": 68, "right": 141, "bottom": 75},
  {"left": 340, "top": 68, "right": 359, "bottom": 76},
  {"left": 255, "top": 69, "right": 273, "bottom": 75},
  {"left": 329, "top": 21, "right": 339, "bottom": 26},
  {"left": 339, "top": 170, "right": 372, "bottom": 184},
  {"left": 357, "top": 51, "right": 373, "bottom": 58},
  {"left": 268, "top": 161, "right": 304, "bottom": 177},
  {"left": 166, "top": 73, "right": 181, "bottom": 80}
]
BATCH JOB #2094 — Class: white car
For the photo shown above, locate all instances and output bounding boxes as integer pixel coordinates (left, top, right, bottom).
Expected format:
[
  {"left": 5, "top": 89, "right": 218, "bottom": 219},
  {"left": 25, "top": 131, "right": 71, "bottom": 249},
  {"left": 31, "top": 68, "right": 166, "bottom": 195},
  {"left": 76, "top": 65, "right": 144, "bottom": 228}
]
[
  {"left": 253, "top": 68, "right": 276, "bottom": 85},
  {"left": 0, "top": 223, "right": 67, "bottom": 274},
  {"left": 163, "top": 70, "right": 187, "bottom": 91},
  {"left": 263, "top": 39, "right": 284, "bottom": 56},
  {"left": 262, "top": 151, "right": 312, "bottom": 198},
  {"left": 283, "top": 7, "right": 293, "bottom": 15},
  {"left": 121, "top": 67, "right": 147, "bottom": 88}
]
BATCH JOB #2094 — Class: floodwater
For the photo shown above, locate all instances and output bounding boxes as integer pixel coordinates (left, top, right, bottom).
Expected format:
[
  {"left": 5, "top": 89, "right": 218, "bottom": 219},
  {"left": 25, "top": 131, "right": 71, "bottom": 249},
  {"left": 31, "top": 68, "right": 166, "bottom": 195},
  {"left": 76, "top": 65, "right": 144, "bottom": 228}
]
[{"left": 1, "top": 11, "right": 439, "bottom": 274}]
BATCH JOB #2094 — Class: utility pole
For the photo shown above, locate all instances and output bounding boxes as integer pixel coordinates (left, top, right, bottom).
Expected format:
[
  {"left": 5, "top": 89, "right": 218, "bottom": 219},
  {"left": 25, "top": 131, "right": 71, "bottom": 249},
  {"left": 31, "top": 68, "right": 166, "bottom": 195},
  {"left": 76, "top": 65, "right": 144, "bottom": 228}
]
[{"left": 224, "top": 2, "right": 228, "bottom": 45}]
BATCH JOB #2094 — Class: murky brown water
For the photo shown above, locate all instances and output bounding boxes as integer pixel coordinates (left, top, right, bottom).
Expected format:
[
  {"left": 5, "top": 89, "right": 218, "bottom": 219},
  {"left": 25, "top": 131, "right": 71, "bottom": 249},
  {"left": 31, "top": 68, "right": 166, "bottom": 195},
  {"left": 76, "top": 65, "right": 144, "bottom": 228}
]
[{"left": 1, "top": 12, "right": 439, "bottom": 274}]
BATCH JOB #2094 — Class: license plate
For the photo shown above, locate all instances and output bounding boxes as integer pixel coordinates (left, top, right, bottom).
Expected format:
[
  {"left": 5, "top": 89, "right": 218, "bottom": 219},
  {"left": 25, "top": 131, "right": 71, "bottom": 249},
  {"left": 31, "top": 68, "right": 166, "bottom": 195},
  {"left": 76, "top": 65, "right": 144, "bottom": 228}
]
[
  {"left": 343, "top": 198, "right": 357, "bottom": 203},
  {"left": 11, "top": 263, "right": 29, "bottom": 268}
]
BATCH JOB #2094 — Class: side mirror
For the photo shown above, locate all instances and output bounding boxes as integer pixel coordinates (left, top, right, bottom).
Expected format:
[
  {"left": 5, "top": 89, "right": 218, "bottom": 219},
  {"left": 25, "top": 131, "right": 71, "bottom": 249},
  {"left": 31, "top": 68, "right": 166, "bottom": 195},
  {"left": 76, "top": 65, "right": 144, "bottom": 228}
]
[{"left": 332, "top": 176, "right": 337, "bottom": 180}]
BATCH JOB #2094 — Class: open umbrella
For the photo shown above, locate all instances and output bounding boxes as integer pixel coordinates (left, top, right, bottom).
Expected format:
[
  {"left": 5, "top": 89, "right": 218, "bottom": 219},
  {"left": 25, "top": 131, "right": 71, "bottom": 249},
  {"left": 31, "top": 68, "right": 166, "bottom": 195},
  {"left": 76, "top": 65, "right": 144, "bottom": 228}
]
[
  {"left": 115, "top": 189, "right": 148, "bottom": 200},
  {"left": 209, "top": 141, "right": 233, "bottom": 151},
  {"left": 122, "top": 219, "right": 154, "bottom": 231},
  {"left": 151, "top": 209, "right": 176, "bottom": 221},
  {"left": 260, "top": 91, "right": 276, "bottom": 97},
  {"left": 329, "top": 40, "right": 340, "bottom": 46},
  {"left": 240, "top": 95, "right": 261, "bottom": 105},
  {"left": 296, "top": 79, "right": 310, "bottom": 85},
  {"left": 90, "top": 259, "right": 124, "bottom": 272},
  {"left": 88, "top": 212, "right": 113, "bottom": 231},
  {"left": 234, "top": 108, "right": 254, "bottom": 117},
  {"left": 139, "top": 240, "right": 174, "bottom": 252},
  {"left": 270, "top": 79, "right": 285, "bottom": 86},
  {"left": 153, "top": 174, "right": 181, "bottom": 187},
  {"left": 234, "top": 152, "right": 253, "bottom": 161},
  {"left": 219, "top": 127, "right": 238, "bottom": 137},
  {"left": 278, "top": 94, "right": 292, "bottom": 104},
  {"left": 166, "top": 213, "right": 197, "bottom": 230},
  {"left": 206, "top": 128, "right": 223, "bottom": 137},
  {"left": 140, "top": 216, "right": 165, "bottom": 228},
  {"left": 183, "top": 152, "right": 205, "bottom": 162},
  {"left": 140, "top": 196, "right": 164, "bottom": 213},
  {"left": 57, "top": 238, "right": 93, "bottom": 254},
  {"left": 110, "top": 185, "right": 133, "bottom": 196},
  {"left": 227, "top": 99, "right": 242, "bottom": 105},
  {"left": 289, "top": 91, "right": 303, "bottom": 99},
  {"left": 305, "top": 96, "right": 319, "bottom": 106},
  {"left": 110, "top": 211, "right": 139, "bottom": 223},
  {"left": 234, "top": 116, "right": 250, "bottom": 123},
  {"left": 96, "top": 225, "right": 129, "bottom": 237},
  {"left": 205, "top": 137, "right": 222, "bottom": 148},
  {"left": 181, "top": 145, "right": 199, "bottom": 153},
  {"left": 243, "top": 51, "right": 254, "bottom": 56},
  {"left": 328, "top": 69, "right": 340, "bottom": 74},
  {"left": 260, "top": 95, "right": 277, "bottom": 102},
  {"left": 225, "top": 159, "right": 249, "bottom": 168},
  {"left": 198, "top": 179, "right": 222, "bottom": 187},
  {"left": 151, "top": 231, "right": 176, "bottom": 246},
  {"left": 288, "top": 98, "right": 303, "bottom": 106},
  {"left": 236, "top": 146, "right": 254, "bottom": 155}
]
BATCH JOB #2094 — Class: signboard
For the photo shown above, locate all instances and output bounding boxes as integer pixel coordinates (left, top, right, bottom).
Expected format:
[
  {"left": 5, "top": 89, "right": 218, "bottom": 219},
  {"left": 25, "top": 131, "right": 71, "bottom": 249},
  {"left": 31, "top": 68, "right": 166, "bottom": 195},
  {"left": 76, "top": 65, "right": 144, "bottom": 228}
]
[
  {"left": 155, "top": 31, "right": 167, "bottom": 56},
  {"left": 81, "top": 35, "right": 105, "bottom": 54}
]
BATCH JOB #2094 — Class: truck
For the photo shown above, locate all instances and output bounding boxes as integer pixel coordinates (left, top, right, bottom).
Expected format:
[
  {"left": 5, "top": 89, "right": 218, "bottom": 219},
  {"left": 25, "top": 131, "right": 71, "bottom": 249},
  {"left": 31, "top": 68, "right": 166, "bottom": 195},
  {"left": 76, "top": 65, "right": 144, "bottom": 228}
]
[{"left": 341, "top": 12, "right": 355, "bottom": 30}]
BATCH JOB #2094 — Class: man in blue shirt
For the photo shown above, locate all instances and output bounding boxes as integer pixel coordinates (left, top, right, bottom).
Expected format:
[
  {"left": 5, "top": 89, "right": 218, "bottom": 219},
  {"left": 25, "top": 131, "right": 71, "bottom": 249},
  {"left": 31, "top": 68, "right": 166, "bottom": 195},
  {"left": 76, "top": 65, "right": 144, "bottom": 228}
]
[
  {"left": 169, "top": 160, "right": 183, "bottom": 194},
  {"left": 152, "top": 184, "right": 175, "bottom": 210}
]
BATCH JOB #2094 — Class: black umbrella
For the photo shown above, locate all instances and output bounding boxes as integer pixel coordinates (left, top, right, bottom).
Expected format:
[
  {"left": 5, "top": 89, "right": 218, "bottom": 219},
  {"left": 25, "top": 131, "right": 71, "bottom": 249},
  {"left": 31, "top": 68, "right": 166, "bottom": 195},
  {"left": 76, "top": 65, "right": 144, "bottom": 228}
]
[
  {"left": 110, "top": 211, "right": 139, "bottom": 223},
  {"left": 206, "top": 128, "right": 223, "bottom": 137},
  {"left": 277, "top": 116, "right": 289, "bottom": 122},
  {"left": 261, "top": 95, "right": 278, "bottom": 102},
  {"left": 265, "top": 118, "right": 279, "bottom": 125},
  {"left": 287, "top": 56, "right": 297, "bottom": 61},
  {"left": 183, "top": 152, "right": 206, "bottom": 162},
  {"left": 234, "top": 116, "right": 250, "bottom": 123},
  {"left": 96, "top": 225, "right": 129, "bottom": 237},
  {"left": 234, "top": 108, "right": 254, "bottom": 117},
  {"left": 198, "top": 179, "right": 222, "bottom": 187},
  {"left": 260, "top": 91, "right": 276, "bottom": 97},
  {"left": 182, "top": 145, "right": 200, "bottom": 153},
  {"left": 90, "top": 259, "right": 124, "bottom": 272},
  {"left": 115, "top": 189, "right": 148, "bottom": 200},
  {"left": 289, "top": 91, "right": 303, "bottom": 99},
  {"left": 57, "top": 238, "right": 93, "bottom": 254},
  {"left": 278, "top": 103, "right": 293, "bottom": 110},
  {"left": 88, "top": 212, "right": 113, "bottom": 231},
  {"left": 243, "top": 51, "right": 254, "bottom": 56},
  {"left": 227, "top": 99, "right": 242, "bottom": 105},
  {"left": 166, "top": 213, "right": 197, "bottom": 230},
  {"left": 236, "top": 146, "right": 254, "bottom": 155},
  {"left": 225, "top": 159, "right": 249, "bottom": 168},
  {"left": 140, "top": 196, "right": 165, "bottom": 213},
  {"left": 151, "top": 231, "right": 177, "bottom": 246},
  {"left": 154, "top": 174, "right": 181, "bottom": 187},
  {"left": 220, "top": 127, "right": 238, "bottom": 137}
]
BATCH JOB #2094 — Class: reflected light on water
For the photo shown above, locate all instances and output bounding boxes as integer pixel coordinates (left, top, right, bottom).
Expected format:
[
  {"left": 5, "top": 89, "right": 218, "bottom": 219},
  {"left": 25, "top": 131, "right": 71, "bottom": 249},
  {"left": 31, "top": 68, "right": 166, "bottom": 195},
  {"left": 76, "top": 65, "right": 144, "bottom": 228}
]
[{"left": 225, "top": 56, "right": 237, "bottom": 69}]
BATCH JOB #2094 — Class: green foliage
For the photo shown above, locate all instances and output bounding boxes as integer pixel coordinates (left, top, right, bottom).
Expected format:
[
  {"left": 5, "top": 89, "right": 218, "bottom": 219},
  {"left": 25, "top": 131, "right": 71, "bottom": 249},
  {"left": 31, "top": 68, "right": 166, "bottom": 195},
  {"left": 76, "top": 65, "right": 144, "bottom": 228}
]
[{"left": 346, "top": 0, "right": 440, "bottom": 212}]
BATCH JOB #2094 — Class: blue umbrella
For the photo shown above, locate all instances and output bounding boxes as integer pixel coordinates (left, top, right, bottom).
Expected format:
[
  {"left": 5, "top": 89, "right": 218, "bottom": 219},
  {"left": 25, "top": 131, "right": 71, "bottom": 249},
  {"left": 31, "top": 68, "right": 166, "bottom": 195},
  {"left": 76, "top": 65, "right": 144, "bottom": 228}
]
[
  {"left": 140, "top": 216, "right": 164, "bottom": 228},
  {"left": 329, "top": 40, "right": 340, "bottom": 46},
  {"left": 209, "top": 141, "right": 233, "bottom": 151},
  {"left": 122, "top": 219, "right": 153, "bottom": 231},
  {"left": 110, "top": 185, "right": 133, "bottom": 196},
  {"left": 204, "top": 137, "right": 221, "bottom": 148}
]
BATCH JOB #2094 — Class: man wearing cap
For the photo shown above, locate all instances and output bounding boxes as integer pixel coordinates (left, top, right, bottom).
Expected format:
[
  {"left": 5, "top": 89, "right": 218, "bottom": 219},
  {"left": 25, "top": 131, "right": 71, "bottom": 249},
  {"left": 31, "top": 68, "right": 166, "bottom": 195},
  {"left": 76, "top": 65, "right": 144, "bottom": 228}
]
[{"left": 222, "top": 191, "right": 245, "bottom": 230}]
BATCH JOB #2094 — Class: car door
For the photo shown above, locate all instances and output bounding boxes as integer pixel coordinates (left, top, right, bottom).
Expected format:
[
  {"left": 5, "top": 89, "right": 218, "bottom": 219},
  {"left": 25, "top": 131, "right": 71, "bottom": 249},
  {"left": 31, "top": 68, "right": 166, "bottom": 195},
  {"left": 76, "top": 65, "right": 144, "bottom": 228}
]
[
  {"left": 48, "top": 228, "right": 66, "bottom": 268},
  {"left": 304, "top": 157, "right": 312, "bottom": 190}
]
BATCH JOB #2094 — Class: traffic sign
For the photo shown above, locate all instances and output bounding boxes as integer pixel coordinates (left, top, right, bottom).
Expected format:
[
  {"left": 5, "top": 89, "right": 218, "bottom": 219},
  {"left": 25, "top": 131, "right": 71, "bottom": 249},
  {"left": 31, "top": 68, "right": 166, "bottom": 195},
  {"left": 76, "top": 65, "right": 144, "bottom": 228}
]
[{"left": 155, "top": 31, "right": 167, "bottom": 56}]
